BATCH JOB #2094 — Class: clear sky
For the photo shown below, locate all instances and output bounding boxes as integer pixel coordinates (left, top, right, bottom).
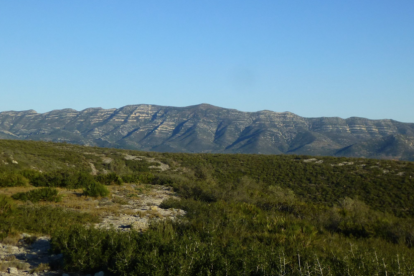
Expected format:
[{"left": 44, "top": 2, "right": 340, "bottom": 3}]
[{"left": 1, "top": 1, "right": 413, "bottom": 122}]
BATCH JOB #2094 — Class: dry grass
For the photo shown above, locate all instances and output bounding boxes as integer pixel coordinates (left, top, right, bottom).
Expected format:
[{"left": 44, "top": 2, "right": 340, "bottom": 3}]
[
  {"left": 0, "top": 186, "right": 112, "bottom": 216},
  {"left": 2, "top": 255, "right": 16, "bottom": 262},
  {"left": 29, "top": 262, "right": 50, "bottom": 274},
  {"left": 0, "top": 186, "right": 38, "bottom": 198},
  {"left": 1, "top": 233, "right": 21, "bottom": 246},
  {"left": 0, "top": 184, "right": 164, "bottom": 219},
  {"left": 0, "top": 260, "right": 30, "bottom": 272},
  {"left": 147, "top": 209, "right": 163, "bottom": 218},
  {"left": 39, "top": 185, "right": 146, "bottom": 217},
  {"left": 112, "top": 196, "right": 129, "bottom": 205}
]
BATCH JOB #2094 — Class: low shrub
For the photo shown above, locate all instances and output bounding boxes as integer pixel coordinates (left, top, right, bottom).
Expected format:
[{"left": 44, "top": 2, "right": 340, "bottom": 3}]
[
  {"left": 51, "top": 221, "right": 414, "bottom": 276},
  {"left": 83, "top": 182, "right": 110, "bottom": 197},
  {"left": 121, "top": 172, "right": 155, "bottom": 184},
  {"left": 11, "top": 188, "right": 62, "bottom": 203},
  {"left": 21, "top": 170, "right": 95, "bottom": 189},
  {"left": 0, "top": 172, "right": 29, "bottom": 187},
  {"left": 0, "top": 195, "right": 16, "bottom": 216},
  {"left": 95, "top": 172, "right": 123, "bottom": 185},
  {"left": 0, "top": 205, "right": 100, "bottom": 240}
]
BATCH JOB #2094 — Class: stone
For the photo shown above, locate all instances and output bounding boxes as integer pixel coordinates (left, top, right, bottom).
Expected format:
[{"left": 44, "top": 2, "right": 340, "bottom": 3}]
[
  {"left": 303, "top": 158, "right": 317, "bottom": 163},
  {"left": 94, "top": 272, "right": 104, "bottom": 276},
  {"left": 7, "top": 246, "right": 19, "bottom": 252},
  {"left": 7, "top": 267, "right": 18, "bottom": 274}
]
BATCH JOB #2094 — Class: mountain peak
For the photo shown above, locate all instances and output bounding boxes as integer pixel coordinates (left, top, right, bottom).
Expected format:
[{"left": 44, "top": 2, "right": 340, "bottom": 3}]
[{"left": 0, "top": 104, "right": 413, "bottom": 160}]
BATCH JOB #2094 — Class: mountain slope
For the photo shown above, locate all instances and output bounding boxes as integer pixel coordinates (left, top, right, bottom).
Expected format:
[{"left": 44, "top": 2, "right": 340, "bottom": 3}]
[{"left": 1, "top": 104, "right": 414, "bottom": 160}]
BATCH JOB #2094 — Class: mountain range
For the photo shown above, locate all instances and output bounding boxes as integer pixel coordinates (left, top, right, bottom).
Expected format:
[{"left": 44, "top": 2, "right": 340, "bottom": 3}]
[{"left": 1, "top": 104, "right": 413, "bottom": 160}]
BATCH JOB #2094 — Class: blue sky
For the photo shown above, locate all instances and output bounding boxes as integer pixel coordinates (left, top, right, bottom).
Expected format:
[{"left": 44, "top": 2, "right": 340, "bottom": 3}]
[{"left": 1, "top": 1, "right": 413, "bottom": 122}]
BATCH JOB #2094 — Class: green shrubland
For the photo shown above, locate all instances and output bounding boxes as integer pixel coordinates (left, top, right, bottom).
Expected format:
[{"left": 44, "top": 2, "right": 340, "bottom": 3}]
[
  {"left": 0, "top": 198, "right": 99, "bottom": 241},
  {"left": 95, "top": 172, "right": 123, "bottom": 185},
  {"left": 11, "top": 187, "right": 63, "bottom": 203},
  {"left": 51, "top": 171, "right": 414, "bottom": 275},
  {"left": 0, "top": 194, "right": 16, "bottom": 217},
  {"left": 0, "top": 172, "right": 29, "bottom": 187},
  {"left": 0, "top": 140, "right": 414, "bottom": 275},
  {"left": 51, "top": 198, "right": 414, "bottom": 275},
  {"left": 83, "top": 182, "right": 110, "bottom": 197}
]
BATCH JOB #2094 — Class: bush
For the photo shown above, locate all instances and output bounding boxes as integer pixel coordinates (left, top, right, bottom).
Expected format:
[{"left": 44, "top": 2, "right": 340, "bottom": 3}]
[
  {"left": 0, "top": 173, "right": 29, "bottom": 187},
  {"left": 12, "top": 188, "right": 63, "bottom": 203},
  {"left": 83, "top": 182, "right": 110, "bottom": 197},
  {"left": 95, "top": 172, "right": 123, "bottom": 185},
  {"left": 0, "top": 195, "right": 16, "bottom": 216},
  {"left": 21, "top": 170, "right": 48, "bottom": 187},
  {"left": 0, "top": 205, "right": 100, "bottom": 240},
  {"left": 77, "top": 172, "right": 96, "bottom": 187},
  {"left": 121, "top": 172, "right": 155, "bottom": 184},
  {"left": 21, "top": 170, "right": 81, "bottom": 188}
]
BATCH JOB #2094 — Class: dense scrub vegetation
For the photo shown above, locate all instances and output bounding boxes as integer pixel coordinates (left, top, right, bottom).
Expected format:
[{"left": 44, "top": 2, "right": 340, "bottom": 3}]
[
  {"left": 0, "top": 139, "right": 414, "bottom": 275},
  {"left": 11, "top": 187, "right": 62, "bottom": 203},
  {"left": 50, "top": 177, "right": 414, "bottom": 275},
  {"left": 52, "top": 207, "right": 414, "bottom": 275},
  {"left": 83, "top": 182, "right": 110, "bottom": 197},
  {"left": 169, "top": 153, "right": 414, "bottom": 218},
  {"left": 0, "top": 194, "right": 98, "bottom": 241},
  {"left": 2, "top": 140, "right": 413, "bottom": 217}
]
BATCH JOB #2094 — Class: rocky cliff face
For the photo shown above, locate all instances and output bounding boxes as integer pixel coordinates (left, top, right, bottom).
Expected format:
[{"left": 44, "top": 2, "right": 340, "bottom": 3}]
[{"left": 1, "top": 104, "right": 414, "bottom": 160}]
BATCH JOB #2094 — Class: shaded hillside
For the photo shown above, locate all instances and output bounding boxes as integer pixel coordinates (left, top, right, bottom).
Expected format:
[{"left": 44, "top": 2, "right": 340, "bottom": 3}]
[
  {"left": 336, "top": 134, "right": 414, "bottom": 160},
  {"left": 1, "top": 104, "right": 414, "bottom": 160}
]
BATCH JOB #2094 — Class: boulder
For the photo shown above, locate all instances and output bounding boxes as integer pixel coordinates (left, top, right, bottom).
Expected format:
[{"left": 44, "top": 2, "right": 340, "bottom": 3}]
[{"left": 7, "top": 267, "right": 18, "bottom": 274}]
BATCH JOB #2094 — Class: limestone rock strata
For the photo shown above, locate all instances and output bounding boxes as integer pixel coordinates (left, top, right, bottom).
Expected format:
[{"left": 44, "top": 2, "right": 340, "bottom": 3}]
[{"left": 1, "top": 104, "right": 413, "bottom": 160}]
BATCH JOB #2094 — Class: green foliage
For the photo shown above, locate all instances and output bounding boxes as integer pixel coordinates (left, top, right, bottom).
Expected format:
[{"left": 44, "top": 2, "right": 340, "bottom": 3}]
[
  {"left": 95, "top": 172, "right": 123, "bottom": 185},
  {"left": 0, "top": 205, "right": 99, "bottom": 240},
  {"left": 124, "top": 159, "right": 155, "bottom": 172},
  {"left": 172, "top": 153, "right": 414, "bottom": 218},
  {"left": 0, "top": 195, "right": 15, "bottom": 217},
  {"left": 2, "top": 140, "right": 414, "bottom": 275},
  {"left": 11, "top": 188, "right": 62, "bottom": 203},
  {"left": 0, "top": 172, "right": 29, "bottom": 187},
  {"left": 0, "top": 140, "right": 90, "bottom": 172},
  {"left": 51, "top": 202, "right": 414, "bottom": 275},
  {"left": 21, "top": 170, "right": 90, "bottom": 189},
  {"left": 51, "top": 162, "right": 414, "bottom": 275},
  {"left": 121, "top": 172, "right": 155, "bottom": 184},
  {"left": 77, "top": 172, "right": 96, "bottom": 187},
  {"left": 83, "top": 182, "right": 110, "bottom": 197}
]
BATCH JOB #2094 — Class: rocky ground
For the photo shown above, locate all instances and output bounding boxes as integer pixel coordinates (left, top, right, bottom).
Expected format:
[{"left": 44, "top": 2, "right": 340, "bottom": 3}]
[
  {"left": 0, "top": 184, "right": 185, "bottom": 276},
  {"left": 95, "top": 184, "right": 185, "bottom": 231},
  {"left": 0, "top": 235, "right": 61, "bottom": 276}
]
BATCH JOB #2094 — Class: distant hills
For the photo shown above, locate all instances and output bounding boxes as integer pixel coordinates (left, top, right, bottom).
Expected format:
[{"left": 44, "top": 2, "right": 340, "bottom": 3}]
[{"left": 1, "top": 104, "right": 414, "bottom": 160}]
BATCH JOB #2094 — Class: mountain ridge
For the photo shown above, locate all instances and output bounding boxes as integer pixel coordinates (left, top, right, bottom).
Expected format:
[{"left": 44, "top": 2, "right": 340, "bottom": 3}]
[{"left": 1, "top": 104, "right": 413, "bottom": 160}]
